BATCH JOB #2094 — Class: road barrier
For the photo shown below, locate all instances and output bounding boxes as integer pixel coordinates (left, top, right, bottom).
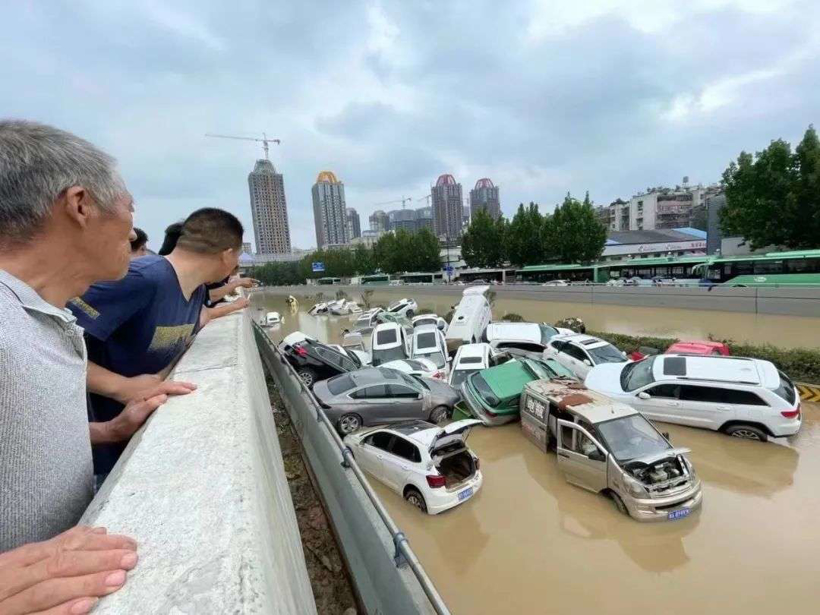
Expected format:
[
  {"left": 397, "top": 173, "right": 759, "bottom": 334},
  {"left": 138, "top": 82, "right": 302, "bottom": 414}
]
[
  {"left": 253, "top": 323, "right": 450, "bottom": 615},
  {"left": 797, "top": 383, "right": 820, "bottom": 403}
]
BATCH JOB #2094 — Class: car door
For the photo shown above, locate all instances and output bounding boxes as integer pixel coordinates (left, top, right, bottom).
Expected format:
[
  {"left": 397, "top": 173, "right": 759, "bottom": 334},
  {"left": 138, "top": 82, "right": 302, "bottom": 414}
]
[
  {"left": 632, "top": 383, "right": 685, "bottom": 423},
  {"left": 386, "top": 383, "right": 426, "bottom": 420},
  {"left": 358, "top": 431, "right": 392, "bottom": 483},
  {"left": 349, "top": 384, "right": 391, "bottom": 424},
  {"left": 676, "top": 384, "right": 734, "bottom": 429},
  {"left": 381, "top": 435, "right": 420, "bottom": 492},
  {"left": 555, "top": 419, "right": 609, "bottom": 493},
  {"left": 561, "top": 344, "right": 592, "bottom": 379}
]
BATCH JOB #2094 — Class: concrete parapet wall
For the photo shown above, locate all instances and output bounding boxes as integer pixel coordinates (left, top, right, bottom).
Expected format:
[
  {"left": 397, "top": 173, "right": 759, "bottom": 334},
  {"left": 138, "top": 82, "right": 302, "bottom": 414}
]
[{"left": 82, "top": 312, "right": 316, "bottom": 614}]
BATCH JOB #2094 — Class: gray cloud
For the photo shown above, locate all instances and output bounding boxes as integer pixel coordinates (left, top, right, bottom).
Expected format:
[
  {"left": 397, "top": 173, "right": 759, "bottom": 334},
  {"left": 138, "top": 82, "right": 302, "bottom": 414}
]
[{"left": 1, "top": 0, "right": 818, "bottom": 249}]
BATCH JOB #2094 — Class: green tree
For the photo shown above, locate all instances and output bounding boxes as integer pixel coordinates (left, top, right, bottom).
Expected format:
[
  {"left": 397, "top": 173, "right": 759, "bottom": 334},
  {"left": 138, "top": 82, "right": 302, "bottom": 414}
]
[
  {"left": 462, "top": 210, "right": 507, "bottom": 268},
  {"left": 507, "top": 202, "right": 544, "bottom": 266},
  {"left": 410, "top": 228, "right": 442, "bottom": 272},
  {"left": 550, "top": 192, "right": 607, "bottom": 263},
  {"left": 353, "top": 244, "right": 376, "bottom": 275},
  {"left": 721, "top": 125, "right": 820, "bottom": 250}
]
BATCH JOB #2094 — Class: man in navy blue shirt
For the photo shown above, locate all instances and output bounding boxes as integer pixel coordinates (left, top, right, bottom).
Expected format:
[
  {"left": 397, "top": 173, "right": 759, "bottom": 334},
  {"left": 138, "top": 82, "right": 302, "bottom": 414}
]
[{"left": 70, "top": 208, "right": 247, "bottom": 474}]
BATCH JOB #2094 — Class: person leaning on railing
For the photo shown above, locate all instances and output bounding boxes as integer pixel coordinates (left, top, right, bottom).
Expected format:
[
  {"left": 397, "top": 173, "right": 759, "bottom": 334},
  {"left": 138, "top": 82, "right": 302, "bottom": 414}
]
[{"left": 0, "top": 120, "right": 195, "bottom": 614}]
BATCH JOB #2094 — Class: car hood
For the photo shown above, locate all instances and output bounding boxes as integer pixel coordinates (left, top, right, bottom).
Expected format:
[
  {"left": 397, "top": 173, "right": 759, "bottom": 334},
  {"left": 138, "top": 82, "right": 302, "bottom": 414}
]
[
  {"left": 422, "top": 377, "right": 459, "bottom": 400},
  {"left": 624, "top": 448, "right": 692, "bottom": 469},
  {"left": 583, "top": 362, "right": 627, "bottom": 394}
]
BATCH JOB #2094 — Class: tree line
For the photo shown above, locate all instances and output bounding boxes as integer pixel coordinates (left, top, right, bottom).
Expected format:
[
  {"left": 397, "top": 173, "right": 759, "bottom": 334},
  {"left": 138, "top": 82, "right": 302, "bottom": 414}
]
[{"left": 462, "top": 192, "right": 608, "bottom": 268}]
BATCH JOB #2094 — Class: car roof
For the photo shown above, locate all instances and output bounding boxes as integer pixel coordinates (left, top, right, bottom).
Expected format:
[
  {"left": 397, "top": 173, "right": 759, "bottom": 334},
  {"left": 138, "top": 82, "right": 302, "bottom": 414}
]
[
  {"left": 485, "top": 322, "right": 540, "bottom": 342},
  {"left": 525, "top": 379, "right": 637, "bottom": 423},
  {"left": 388, "top": 420, "right": 439, "bottom": 443},
  {"left": 478, "top": 360, "right": 538, "bottom": 399},
  {"left": 552, "top": 333, "right": 610, "bottom": 349},
  {"left": 456, "top": 343, "right": 489, "bottom": 359},
  {"left": 652, "top": 355, "right": 763, "bottom": 385},
  {"left": 347, "top": 367, "right": 404, "bottom": 387}
]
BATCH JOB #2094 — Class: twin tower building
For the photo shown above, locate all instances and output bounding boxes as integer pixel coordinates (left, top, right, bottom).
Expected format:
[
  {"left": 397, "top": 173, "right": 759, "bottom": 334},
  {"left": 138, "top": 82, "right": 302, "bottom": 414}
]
[{"left": 248, "top": 159, "right": 500, "bottom": 254}]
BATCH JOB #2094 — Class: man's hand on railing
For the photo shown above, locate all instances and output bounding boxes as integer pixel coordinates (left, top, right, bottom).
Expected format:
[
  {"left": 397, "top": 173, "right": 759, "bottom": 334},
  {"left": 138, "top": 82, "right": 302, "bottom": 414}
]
[
  {"left": 0, "top": 526, "right": 138, "bottom": 614},
  {"left": 112, "top": 374, "right": 197, "bottom": 406}
]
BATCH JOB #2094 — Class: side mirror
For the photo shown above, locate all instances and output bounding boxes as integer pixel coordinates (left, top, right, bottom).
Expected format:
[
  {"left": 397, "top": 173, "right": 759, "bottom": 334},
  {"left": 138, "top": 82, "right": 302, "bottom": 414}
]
[
  {"left": 622, "top": 351, "right": 628, "bottom": 358},
  {"left": 588, "top": 449, "right": 606, "bottom": 462},
  {"left": 416, "top": 393, "right": 423, "bottom": 400},
  {"left": 637, "top": 392, "right": 651, "bottom": 400},
  {"left": 583, "top": 359, "right": 592, "bottom": 367},
  {"left": 662, "top": 432, "right": 671, "bottom": 441}
]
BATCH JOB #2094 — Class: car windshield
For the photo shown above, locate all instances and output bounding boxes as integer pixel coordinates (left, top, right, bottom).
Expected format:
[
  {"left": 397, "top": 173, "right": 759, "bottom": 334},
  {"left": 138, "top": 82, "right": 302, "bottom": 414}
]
[
  {"left": 620, "top": 357, "right": 656, "bottom": 391},
  {"left": 774, "top": 370, "right": 796, "bottom": 404},
  {"left": 588, "top": 343, "right": 626, "bottom": 365},
  {"left": 451, "top": 369, "right": 477, "bottom": 386},
  {"left": 327, "top": 375, "right": 355, "bottom": 396},
  {"left": 372, "top": 345, "right": 407, "bottom": 366},
  {"left": 596, "top": 414, "right": 670, "bottom": 462},
  {"left": 539, "top": 324, "right": 559, "bottom": 345},
  {"left": 471, "top": 374, "right": 500, "bottom": 407},
  {"left": 527, "top": 358, "right": 574, "bottom": 379},
  {"left": 422, "top": 351, "right": 446, "bottom": 368}
]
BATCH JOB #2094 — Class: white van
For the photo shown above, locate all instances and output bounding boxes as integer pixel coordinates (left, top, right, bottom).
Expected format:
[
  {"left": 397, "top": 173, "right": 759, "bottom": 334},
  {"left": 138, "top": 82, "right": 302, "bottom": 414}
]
[{"left": 444, "top": 286, "right": 492, "bottom": 352}]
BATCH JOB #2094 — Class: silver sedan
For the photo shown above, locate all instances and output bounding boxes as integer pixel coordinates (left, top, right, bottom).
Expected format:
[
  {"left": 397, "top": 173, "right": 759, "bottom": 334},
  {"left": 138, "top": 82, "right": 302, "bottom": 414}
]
[{"left": 313, "top": 367, "right": 460, "bottom": 435}]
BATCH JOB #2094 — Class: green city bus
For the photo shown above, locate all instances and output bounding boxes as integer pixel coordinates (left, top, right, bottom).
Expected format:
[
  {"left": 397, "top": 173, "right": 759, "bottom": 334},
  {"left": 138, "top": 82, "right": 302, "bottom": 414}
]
[
  {"left": 696, "top": 249, "right": 820, "bottom": 286},
  {"left": 316, "top": 277, "right": 342, "bottom": 285},
  {"left": 360, "top": 273, "right": 391, "bottom": 285},
  {"left": 517, "top": 256, "right": 711, "bottom": 284}
]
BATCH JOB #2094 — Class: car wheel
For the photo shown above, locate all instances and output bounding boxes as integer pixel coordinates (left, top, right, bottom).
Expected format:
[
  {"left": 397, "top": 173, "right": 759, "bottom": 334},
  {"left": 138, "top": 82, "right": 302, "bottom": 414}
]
[
  {"left": 405, "top": 488, "right": 428, "bottom": 513},
  {"left": 406, "top": 309, "right": 415, "bottom": 318},
  {"left": 725, "top": 424, "right": 768, "bottom": 442},
  {"left": 337, "top": 413, "right": 362, "bottom": 435},
  {"left": 611, "top": 492, "right": 629, "bottom": 516},
  {"left": 297, "top": 368, "right": 316, "bottom": 388},
  {"left": 430, "top": 406, "right": 449, "bottom": 424}
]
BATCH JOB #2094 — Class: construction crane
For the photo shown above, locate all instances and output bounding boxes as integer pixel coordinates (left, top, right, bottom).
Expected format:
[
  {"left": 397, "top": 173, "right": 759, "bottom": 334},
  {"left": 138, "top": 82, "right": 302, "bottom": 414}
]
[
  {"left": 416, "top": 194, "right": 432, "bottom": 205},
  {"left": 373, "top": 196, "right": 413, "bottom": 209},
  {"left": 205, "top": 132, "right": 281, "bottom": 160}
]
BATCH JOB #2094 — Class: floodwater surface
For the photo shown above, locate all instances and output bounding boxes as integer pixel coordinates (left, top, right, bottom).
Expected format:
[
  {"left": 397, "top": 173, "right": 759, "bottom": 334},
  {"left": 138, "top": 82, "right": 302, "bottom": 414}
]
[{"left": 252, "top": 292, "right": 820, "bottom": 615}]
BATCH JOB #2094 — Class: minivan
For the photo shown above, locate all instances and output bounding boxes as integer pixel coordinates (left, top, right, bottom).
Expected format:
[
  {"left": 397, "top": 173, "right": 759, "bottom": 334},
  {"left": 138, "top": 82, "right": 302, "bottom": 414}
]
[{"left": 444, "top": 285, "right": 492, "bottom": 352}]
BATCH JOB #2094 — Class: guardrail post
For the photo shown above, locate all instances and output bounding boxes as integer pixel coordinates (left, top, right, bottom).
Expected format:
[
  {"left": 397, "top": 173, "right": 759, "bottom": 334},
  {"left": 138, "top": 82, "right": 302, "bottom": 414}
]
[
  {"left": 393, "top": 532, "right": 408, "bottom": 567},
  {"left": 340, "top": 445, "right": 353, "bottom": 469}
]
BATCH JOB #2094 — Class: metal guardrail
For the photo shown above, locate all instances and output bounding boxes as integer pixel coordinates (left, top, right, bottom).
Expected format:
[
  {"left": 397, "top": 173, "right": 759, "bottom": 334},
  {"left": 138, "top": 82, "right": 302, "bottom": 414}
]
[{"left": 253, "top": 322, "right": 451, "bottom": 615}]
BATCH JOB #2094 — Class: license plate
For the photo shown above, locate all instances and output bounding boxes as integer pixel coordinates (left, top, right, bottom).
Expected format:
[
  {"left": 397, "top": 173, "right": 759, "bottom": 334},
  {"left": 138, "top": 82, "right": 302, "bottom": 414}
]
[
  {"left": 668, "top": 508, "right": 690, "bottom": 520},
  {"left": 457, "top": 487, "right": 474, "bottom": 502}
]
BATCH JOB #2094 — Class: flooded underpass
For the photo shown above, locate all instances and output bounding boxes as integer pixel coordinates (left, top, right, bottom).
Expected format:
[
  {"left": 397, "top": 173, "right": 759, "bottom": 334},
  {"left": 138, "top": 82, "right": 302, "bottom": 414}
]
[{"left": 253, "top": 291, "right": 820, "bottom": 615}]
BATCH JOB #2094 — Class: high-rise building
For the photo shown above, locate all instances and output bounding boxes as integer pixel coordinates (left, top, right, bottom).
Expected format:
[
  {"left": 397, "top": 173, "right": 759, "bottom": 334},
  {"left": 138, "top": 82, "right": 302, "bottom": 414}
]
[
  {"left": 415, "top": 206, "right": 433, "bottom": 232},
  {"left": 312, "top": 171, "right": 348, "bottom": 249},
  {"left": 369, "top": 209, "right": 390, "bottom": 232},
  {"left": 431, "top": 174, "right": 463, "bottom": 239},
  {"left": 388, "top": 208, "right": 418, "bottom": 232},
  {"left": 605, "top": 180, "right": 720, "bottom": 232},
  {"left": 241, "top": 242, "right": 253, "bottom": 255},
  {"left": 345, "top": 208, "right": 361, "bottom": 240},
  {"left": 470, "top": 178, "right": 501, "bottom": 220},
  {"left": 248, "top": 159, "right": 291, "bottom": 254}
]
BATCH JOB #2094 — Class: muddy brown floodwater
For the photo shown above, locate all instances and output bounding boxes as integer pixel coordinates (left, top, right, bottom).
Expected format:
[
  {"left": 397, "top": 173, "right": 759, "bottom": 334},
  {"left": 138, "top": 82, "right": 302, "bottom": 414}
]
[{"left": 253, "top": 292, "right": 820, "bottom": 615}]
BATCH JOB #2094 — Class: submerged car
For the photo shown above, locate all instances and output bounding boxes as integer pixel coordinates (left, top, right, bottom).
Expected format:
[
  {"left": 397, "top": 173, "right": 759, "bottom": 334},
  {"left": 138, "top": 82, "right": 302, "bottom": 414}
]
[
  {"left": 313, "top": 367, "right": 460, "bottom": 435},
  {"left": 665, "top": 340, "right": 731, "bottom": 356},
  {"left": 411, "top": 324, "right": 449, "bottom": 374},
  {"left": 264, "top": 311, "right": 281, "bottom": 326},
  {"left": 519, "top": 379, "right": 702, "bottom": 522},
  {"left": 371, "top": 322, "right": 412, "bottom": 366},
  {"left": 283, "top": 338, "right": 362, "bottom": 388},
  {"left": 386, "top": 297, "right": 418, "bottom": 319},
  {"left": 449, "top": 343, "right": 494, "bottom": 388},
  {"left": 412, "top": 314, "right": 448, "bottom": 332},
  {"left": 484, "top": 322, "right": 573, "bottom": 354},
  {"left": 460, "top": 358, "right": 575, "bottom": 426},
  {"left": 344, "top": 419, "right": 483, "bottom": 514},
  {"left": 381, "top": 358, "right": 443, "bottom": 380},
  {"left": 585, "top": 355, "right": 802, "bottom": 442},
  {"left": 545, "top": 333, "right": 628, "bottom": 379}
]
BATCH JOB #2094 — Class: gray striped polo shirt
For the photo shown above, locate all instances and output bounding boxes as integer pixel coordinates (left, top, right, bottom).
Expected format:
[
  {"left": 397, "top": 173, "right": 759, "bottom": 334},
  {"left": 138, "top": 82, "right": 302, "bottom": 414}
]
[{"left": 0, "top": 269, "right": 93, "bottom": 552}]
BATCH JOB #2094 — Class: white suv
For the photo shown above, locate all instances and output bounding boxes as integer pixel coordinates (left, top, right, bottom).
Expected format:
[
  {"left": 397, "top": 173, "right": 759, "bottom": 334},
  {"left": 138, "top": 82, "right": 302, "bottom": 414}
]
[
  {"left": 344, "top": 419, "right": 483, "bottom": 514},
  {"left": 544, "top": 334, "right": 628, "bottom": 379},
  {"left": 585, "top": 354, "right": 802, "bottom": 442}
]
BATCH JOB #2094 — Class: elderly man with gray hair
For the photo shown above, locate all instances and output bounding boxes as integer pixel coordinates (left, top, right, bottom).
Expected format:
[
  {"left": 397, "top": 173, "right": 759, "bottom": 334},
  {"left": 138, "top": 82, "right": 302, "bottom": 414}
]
[{"left": 0, "top": 120, "right": 194, "bottom": 614}]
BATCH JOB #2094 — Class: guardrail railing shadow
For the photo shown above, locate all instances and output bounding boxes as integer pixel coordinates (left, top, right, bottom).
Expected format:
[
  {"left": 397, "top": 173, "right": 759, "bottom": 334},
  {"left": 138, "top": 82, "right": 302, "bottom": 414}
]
[{"left": 253, "top": 322, "right": 451, "bottom": 615}]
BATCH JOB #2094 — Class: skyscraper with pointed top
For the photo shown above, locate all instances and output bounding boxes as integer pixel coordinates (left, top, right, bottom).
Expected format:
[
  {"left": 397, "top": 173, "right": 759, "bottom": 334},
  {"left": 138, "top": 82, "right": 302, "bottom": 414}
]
[
  {"left": 431, "top": 174, "right": 463, "bottom": 238},
  {"left": 312, "top": 171, "right": 348, "bottom": 249},
  {"left": 248, "top": 159, "right": 291, "bottom": 254}
]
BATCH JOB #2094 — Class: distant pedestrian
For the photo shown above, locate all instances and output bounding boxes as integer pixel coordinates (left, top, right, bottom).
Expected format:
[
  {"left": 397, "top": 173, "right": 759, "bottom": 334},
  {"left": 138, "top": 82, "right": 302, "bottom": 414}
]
[
  {"left": 130, "top": 226, "right": 149, "bottom": 258},
  {"left": 0, "top": 120, "right": 192, "bottom": 612},
  {"left": 69, "top": 208, "right": 247, "bottom": 476}
]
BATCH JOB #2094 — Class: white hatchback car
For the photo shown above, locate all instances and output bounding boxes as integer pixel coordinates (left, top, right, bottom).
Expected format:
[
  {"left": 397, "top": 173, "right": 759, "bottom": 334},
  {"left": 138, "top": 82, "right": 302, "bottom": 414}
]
[
  {"left": 344, "top": 419, "right": 484, "bottom": 514},
  {"left": 449, "top": 342, "right": 494, "bottom": 387},
  {"left": 545, "top": 334, "right": 628, "bottom": 379},
  {"left": 585, "top": 354, "right": 802, "bottom": 442},
  {"left": 412, "top": 314, "right": 448, "bottom": 333},
  {"left": 386, "top": 298, "right": 418, "bottom": 319},
  {"left": 484, "top": 322, "right": 573, "bottom": 354},
  {"left": 411, "top": 324, "right": 449, "bottom": 375},
  {"left": 371, "top": 322, "right": 411, "bottom": 366},
  {"left": 380, "top": 358, "right": 444, "bottom": 380}
]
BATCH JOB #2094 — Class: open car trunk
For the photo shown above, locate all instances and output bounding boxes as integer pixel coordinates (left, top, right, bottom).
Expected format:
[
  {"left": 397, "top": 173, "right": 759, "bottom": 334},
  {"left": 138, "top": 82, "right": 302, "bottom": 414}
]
[{"left": 436, "top": 448, "right": 477, "bottom": 489}]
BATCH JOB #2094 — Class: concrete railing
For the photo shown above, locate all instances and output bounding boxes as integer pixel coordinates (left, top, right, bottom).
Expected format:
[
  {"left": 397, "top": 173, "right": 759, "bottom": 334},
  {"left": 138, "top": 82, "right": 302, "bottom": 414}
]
[
  {"left": 254, "top": 325, "right": 449, "bottom": 615},
  {"left": 81, "top": 311, "right": 316, "bottom": 614}
]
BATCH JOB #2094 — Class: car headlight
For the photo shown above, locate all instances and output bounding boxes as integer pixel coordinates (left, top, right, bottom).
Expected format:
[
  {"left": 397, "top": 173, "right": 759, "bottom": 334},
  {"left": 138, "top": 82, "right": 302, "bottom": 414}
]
[
  {"left": 623, "top": 475, "right": 648, "bottom": 498},
  {"left": 683, "top": 456, "right": 697, "bottom": 479}
]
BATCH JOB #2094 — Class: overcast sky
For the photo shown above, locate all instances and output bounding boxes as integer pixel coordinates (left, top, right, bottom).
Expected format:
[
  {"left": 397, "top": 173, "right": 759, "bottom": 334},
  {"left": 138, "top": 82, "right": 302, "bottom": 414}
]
[{"left": 2, "top": 1, "right": 818, "bottom": 250}]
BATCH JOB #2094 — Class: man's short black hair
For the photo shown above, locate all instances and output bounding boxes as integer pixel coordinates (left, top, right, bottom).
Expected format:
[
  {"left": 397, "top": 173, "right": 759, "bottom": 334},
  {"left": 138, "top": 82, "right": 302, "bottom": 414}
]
[
  {"left": 130, "top": 227, "right": 148, "bottom": 253},
  {"left": 177, "top": 208, "right": 244, "bottom": 254}
]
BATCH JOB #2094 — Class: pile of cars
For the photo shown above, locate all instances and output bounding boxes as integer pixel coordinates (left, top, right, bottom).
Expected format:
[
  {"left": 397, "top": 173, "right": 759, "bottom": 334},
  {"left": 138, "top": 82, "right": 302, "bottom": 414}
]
[{"left": 277, "top": 285, "right": 802, "bottom": 520}]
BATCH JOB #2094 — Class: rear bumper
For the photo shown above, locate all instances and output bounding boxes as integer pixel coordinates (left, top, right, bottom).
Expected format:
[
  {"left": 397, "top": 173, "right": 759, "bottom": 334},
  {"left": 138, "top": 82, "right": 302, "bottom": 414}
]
[
  {"left": 768, "top": 415, "right": 802, "bottom": 438},
  {"left": 427, "top": 471, "right": 484, "bottom": 514},
  {"left": 623, "top": 483, "right": 703, "bottom": 523}
]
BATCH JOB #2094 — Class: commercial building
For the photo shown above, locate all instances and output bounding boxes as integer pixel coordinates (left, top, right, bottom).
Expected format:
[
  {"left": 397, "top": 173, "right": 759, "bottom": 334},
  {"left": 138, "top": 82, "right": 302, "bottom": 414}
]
[
  {"left": 601, "top": 228, "right": 707, "bottom": 261},
  {"left": 312, "top": 171, "right": 348, "bottom": 249},
  {"left": 470, "top": 178, "right": 501, "bottom": 220},
  {"left": 248, "top": 159, "right": 291, "bottom": 254},
  {"left": 388, "top": 208, "right": 418, "bottom": 232},
  {"left": 415, "top": 206, "right": 433, "bottom": 232},
  {"left": 431, "top": 174, "right": 463, "bottom": 239},
  {"left": 369, "top": 209, "right": 389, "bottom": 233},
  {"left": 242, "top": 242, "right": 253, "bottom": 255},
  {"left": 346, "top": 207, "right": 361, "bottom": 240}
]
